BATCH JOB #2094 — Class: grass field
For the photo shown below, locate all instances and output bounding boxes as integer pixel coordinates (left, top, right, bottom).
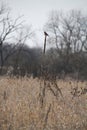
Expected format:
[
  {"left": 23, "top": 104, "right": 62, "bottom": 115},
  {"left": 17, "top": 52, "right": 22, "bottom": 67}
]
[{"left": 0, "top": 76, "right": 87, "bottom": 130}]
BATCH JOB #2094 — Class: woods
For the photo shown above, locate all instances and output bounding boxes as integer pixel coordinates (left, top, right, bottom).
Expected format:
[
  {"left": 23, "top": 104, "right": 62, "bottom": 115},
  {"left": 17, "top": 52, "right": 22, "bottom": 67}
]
[{"left": 0, "top": 3, "right": 87, "bottom": 79}]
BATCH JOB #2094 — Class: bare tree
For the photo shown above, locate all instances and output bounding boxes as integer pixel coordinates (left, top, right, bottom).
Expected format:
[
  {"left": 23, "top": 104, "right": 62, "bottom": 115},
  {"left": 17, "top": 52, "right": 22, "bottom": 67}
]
[
  {"left": 45, "top": 10, "right": 87, "bottom": 54},
  {"left": 0, "top": 3, "right": 33, "bottom": 74},
  {"left": 45, "top": 10, "right": 87, "bottom": 74}
]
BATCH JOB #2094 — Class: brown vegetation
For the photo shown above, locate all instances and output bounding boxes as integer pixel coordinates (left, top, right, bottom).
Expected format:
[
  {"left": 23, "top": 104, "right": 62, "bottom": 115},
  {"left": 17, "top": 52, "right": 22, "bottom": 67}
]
[{"left": 0, "top": 76, "right": 87, "bottom": 130}]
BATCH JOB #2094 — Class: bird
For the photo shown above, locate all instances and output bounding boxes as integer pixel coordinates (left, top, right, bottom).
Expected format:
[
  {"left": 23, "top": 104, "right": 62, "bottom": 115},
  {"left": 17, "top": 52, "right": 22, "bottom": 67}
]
[{"left": 44, "top": 31, "right": 49, "bottom": 36}]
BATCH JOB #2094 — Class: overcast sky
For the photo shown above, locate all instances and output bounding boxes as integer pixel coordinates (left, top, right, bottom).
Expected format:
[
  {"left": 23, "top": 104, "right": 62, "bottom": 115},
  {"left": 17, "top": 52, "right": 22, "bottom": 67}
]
[
  {"left": 4, "top": 0, "right": 87, "bottom": 28},
  {"left": 2, "top": 0, "right": 87, "bottom": 47}
]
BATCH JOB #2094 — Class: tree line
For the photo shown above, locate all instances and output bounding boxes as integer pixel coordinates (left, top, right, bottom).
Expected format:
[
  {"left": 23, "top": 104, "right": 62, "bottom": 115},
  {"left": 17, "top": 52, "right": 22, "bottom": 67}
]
[{"left": 0, "top": 3, "right": 87, "bottom": 79}]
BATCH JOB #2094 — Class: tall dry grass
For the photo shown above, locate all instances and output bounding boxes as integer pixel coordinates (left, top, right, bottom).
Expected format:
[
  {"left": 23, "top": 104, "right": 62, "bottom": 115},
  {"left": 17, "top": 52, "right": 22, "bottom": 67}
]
[{"left": 0, "top": 76, "right": 87, "bottom": 130}]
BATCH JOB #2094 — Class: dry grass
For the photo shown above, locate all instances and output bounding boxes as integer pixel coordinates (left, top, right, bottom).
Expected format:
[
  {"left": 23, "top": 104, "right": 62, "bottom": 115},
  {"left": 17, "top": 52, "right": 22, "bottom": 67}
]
[{"left": 0, "top": 76, "right": 87, "bottom": 130}]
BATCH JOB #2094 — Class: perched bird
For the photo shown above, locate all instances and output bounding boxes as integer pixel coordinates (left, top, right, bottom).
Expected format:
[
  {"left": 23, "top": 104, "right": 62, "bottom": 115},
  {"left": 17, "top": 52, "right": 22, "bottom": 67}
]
[{"left": 44, "top": 31, "right": 49, "bottom": 36}]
